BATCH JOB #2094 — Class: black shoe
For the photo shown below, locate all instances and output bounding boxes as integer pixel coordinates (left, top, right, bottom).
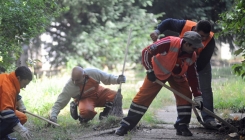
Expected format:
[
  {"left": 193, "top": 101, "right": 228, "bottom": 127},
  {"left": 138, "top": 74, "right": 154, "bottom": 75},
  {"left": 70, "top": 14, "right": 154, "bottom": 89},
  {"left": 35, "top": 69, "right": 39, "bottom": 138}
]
[
  {"left": 203, "top": 120, "right": 221, "bottom": 130},
  {"left": 174, "top": 124, "right": 193, "bottom": 136},
  {"left": 115, "top": 126, "right": 129, "bottom": 136},
  {"left": 78, "top": 117, "right": 90, "bottom": 124},
  {"left": 1, "top": 135, "right": 17, "bottom": 140},
  {"left": 99, "top": 112, "right": 107, "bottom": 120}
]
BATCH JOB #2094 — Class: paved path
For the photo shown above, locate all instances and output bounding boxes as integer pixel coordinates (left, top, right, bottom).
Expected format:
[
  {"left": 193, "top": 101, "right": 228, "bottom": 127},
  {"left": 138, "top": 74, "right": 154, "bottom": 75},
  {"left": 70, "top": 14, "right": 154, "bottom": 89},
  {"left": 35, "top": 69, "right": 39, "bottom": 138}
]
[{"left": 78, "top": 105, "right": 239, "bottom": 140}]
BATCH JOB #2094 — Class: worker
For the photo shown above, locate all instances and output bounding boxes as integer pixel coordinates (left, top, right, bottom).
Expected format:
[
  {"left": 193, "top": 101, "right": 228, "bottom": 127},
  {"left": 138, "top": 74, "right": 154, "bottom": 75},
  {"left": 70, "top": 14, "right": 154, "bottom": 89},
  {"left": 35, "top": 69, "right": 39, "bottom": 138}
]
[
  {"left": 115, "top": 31, "right": 204, "bottom": 136},
  {"left": 0, "top": 66, "right": 33, "bottom": 140},
  {"left": 150, "top": 18, "right": 220, "bottom": 129},
  {"left": 48, "top": 66, "right": 126, "bottom": 125}
]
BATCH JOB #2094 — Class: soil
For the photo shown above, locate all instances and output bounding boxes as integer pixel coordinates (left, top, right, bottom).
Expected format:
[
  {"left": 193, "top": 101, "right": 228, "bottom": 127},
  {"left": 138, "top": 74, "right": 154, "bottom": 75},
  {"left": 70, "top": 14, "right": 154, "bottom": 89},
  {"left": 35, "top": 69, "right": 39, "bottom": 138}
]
[{"left": 76, "top": 106, "right": 243, "bottom": 140}]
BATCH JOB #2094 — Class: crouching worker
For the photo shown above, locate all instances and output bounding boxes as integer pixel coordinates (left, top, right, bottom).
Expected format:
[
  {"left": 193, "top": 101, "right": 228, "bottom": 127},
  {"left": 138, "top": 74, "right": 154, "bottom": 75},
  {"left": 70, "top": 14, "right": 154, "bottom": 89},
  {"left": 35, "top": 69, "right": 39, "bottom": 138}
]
[
  {"left": 48, "top": 66, "right": 126, "bottom": 125},
  {"left": 0, "top": 66, "right": 33, "bottom": 140},
  {"left": 115, "top": 31, "right": 204, "bottom": 137}
]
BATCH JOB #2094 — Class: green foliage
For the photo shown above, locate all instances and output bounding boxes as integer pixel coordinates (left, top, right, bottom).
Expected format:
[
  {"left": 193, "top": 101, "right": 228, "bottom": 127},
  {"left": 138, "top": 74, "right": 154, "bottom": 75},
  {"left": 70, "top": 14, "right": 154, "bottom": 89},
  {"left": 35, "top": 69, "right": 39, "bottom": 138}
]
[
  {"left": 38, "top": 0, "right": 159, "bottom": 69},
  {"left": 144, "top": 0, "right": 233, "bottom": 23},
  {"left": 0, "top": 0, "right": 62, "bottom": 70},
  {"left": 218, "top": 0, "right": 245, "bottom": 79}
]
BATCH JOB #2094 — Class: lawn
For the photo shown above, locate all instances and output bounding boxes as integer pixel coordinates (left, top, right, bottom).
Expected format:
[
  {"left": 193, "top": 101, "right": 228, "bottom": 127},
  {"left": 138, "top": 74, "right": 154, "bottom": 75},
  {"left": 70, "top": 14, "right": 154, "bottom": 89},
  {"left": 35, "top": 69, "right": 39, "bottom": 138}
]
[{"left": 10, "top": 65, "right": 245, "bottom": 139}]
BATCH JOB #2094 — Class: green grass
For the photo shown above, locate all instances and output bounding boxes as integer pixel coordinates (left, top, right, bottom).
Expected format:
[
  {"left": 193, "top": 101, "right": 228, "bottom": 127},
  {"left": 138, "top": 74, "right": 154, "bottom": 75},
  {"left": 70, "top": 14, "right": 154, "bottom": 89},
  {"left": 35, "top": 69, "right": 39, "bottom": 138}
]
[
  {"left": 10, "top": 66, "right": 245, "bottom": 139},
  {"left": 212, "top": 66, "right": 245, "bottom": 112}
]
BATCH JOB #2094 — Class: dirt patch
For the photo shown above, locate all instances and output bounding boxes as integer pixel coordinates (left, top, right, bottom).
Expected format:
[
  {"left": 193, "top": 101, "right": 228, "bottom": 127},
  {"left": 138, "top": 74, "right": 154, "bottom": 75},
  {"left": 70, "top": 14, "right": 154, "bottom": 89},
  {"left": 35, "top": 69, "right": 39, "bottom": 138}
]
[{"left": 78, "top": 124, "right": 231, "bottom": 140}]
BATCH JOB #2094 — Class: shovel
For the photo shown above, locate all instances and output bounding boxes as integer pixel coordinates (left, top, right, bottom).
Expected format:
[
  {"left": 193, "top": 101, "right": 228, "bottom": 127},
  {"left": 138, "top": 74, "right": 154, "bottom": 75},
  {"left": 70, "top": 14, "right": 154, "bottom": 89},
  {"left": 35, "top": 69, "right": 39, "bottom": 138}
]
[{"left": 155, "top": 79, "right": 238, "bottom": 132}]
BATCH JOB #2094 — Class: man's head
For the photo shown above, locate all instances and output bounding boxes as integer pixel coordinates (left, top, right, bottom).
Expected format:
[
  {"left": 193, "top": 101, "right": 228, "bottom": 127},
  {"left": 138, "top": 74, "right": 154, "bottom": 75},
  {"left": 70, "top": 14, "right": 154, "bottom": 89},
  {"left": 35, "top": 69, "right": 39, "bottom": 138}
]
[
  {"left": 195, "top": 20, "right": 212, "bottom": 41},
  {"left": 182, "top": 31, "right": 203, "bottom": 54},
  {"left": 15, "top": 66, "right": 32, "bottom": 89},
  {"left": 71, "top": 66, "right": 85, "bottom": 86}
]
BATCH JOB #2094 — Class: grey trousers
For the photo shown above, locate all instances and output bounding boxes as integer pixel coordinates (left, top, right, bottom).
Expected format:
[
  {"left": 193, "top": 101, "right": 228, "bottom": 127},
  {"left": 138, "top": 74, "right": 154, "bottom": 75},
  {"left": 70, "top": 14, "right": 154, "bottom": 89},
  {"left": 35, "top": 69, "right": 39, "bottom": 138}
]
[{"left": 198, "top": 62, "right": 215, "bottom": 122}]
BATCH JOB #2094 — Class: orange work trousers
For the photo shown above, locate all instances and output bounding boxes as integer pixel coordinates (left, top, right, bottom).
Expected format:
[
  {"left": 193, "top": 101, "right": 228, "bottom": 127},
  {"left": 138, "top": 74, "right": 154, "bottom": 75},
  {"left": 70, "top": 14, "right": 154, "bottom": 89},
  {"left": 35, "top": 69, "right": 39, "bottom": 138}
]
[
  {"left": 133, "top": 76, "right": 192, "bottom": 107},
  {"left": 78, "top": 87, "right": 116, "bottom": 119}
]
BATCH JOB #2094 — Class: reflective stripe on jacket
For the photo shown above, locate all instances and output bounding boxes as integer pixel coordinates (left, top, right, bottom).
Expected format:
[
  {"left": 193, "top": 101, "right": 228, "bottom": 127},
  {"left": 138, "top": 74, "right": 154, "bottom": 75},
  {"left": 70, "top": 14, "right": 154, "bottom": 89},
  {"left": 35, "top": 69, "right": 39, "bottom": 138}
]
[
  {"left": 152, "top": 36, "right": 196, "bottom": 81},
  {"left": 179, "top": 20, "right": 214, "bottom": 55}
]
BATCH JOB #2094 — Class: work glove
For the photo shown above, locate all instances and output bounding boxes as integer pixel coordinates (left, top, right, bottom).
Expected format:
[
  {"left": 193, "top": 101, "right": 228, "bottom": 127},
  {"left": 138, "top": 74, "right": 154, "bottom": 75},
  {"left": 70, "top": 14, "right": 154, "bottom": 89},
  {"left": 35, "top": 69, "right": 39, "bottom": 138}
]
[
  {"left": 47, "top": 116, "right": 57, "bottom": 128},
  {"left": 117, "top": 75, "right": 126, "bottom": 84},
  {"left": 147, "top": 71, "right": 156, "bottom": 82},
  {"left": 150, "top": 30, "right": 160, "bottom": 42},
  {"left": 193, "top": 96, "right": 203, "bottom": 110},
  {"left": 13, "top": 122, "right": 32, "bottom": 140},
  {"left": 16, "top": 99, "right": 26, "bottom": 113}
]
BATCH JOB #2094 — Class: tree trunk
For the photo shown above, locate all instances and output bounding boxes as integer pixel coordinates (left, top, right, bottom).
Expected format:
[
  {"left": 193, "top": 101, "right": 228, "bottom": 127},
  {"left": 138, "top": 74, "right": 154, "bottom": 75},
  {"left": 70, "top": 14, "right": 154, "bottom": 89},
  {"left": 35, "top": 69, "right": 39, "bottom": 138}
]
[{"left": 16, "top": 44, "right": 29, "bottom": 67}]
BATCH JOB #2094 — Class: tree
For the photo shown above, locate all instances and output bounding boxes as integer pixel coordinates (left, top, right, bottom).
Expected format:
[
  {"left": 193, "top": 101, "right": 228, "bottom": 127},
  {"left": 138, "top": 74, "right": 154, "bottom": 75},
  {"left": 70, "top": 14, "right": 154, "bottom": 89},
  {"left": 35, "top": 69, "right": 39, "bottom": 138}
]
[
  {"left": 36, "top": 0, "right": 159, "bottom": 69},
  {"left": 144, "top": 0, "right": 235, "bottom": 45},
  {"left": 0, "top": 0, "right": 62, "bottom": 70},
  {"left": 218, "top": 0, "right": 245, "bottom": 78}
]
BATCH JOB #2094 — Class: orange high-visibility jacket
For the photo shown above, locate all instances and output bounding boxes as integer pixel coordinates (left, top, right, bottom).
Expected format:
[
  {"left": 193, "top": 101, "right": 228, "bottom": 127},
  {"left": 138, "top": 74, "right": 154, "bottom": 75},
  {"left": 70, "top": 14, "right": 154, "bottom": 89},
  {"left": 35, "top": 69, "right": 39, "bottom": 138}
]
[
  {"left": 0, "top": 72, "right": 21, "bottom": 126},
  {"left": 179, "top": 20, "right": 214, "bottom": 55},
  {"left": 0, "top": 72, "right": 20, "bottom": 111},
  {"left": 152, "top": 36, "right": 196, "bottom": 80}
]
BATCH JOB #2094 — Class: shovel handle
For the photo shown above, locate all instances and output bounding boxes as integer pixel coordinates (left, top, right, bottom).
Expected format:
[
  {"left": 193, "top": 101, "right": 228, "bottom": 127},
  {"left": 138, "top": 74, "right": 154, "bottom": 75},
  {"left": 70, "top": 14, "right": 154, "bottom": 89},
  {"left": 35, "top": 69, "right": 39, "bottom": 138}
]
[
  {"left": 119, "top": 28, "right": 132, "bottom": 89},
  {"left": 24, "top": 110, "right": 60, "bottom": 127},
  {"left": 155, "top": 79, "right": 238, "bottom": 132}
]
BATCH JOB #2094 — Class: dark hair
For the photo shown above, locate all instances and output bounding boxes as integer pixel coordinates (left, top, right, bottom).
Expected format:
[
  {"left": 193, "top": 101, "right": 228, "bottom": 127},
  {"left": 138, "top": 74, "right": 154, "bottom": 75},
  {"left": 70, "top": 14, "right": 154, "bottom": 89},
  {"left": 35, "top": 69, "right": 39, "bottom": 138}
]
[
  {"left": 196, "top": 20, "right": 211, "bottom": 34},
  {"left": 15, "top": 66, "right": 33, "bottom": 80}
]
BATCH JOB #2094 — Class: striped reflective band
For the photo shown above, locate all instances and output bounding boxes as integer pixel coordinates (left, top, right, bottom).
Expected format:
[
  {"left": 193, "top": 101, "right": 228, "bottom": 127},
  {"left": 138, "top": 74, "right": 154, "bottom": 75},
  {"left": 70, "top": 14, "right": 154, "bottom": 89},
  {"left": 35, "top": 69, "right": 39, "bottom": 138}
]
[
  {"left": 153, "top": 56, "right": 171, "bottom": 74},
  {"left": 132, "top": 102, "right": 148, "bottom": 110},
  {"left": 0, "top": 109, "right": 15, "bottom": 119},
  {"left": 169, "top": 47, "right": 179, "bottom": 52},
  {"left": 121, "top": 119, "right": 130, "bottom": 126},
  {"left": 177, "top": 106, "right": 192, "bottom": 109},
  {"left": 129, "top": 108, "right": 145, "bottom": 115},
  {"left": 178, "top": 112, "right": 192, "bottom": 115}
]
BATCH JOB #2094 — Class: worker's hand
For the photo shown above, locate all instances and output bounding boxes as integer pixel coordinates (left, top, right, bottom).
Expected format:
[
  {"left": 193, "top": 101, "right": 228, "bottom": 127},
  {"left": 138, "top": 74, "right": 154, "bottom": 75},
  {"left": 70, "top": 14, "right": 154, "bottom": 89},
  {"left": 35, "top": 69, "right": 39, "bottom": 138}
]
[
  {"left": 150, "top": 30, "right": 160, "bottom": 42},
  {"left": 47, "top": 116, "right": 57, "bottom": 128},
  {"left": 17, "top": 99, "right": 26, "bottom": 113},
  {"left": 13, "top": 122, "right": 32, "bottom": 140},
  {"left": 194, "top": 96, "right": 203, "bottom": 110},
  {"left": 146, "top": 70, "right": 156, "bottom": 82},
  {"left": 117, "top": 75, "right": 126, "bottom": 84}
]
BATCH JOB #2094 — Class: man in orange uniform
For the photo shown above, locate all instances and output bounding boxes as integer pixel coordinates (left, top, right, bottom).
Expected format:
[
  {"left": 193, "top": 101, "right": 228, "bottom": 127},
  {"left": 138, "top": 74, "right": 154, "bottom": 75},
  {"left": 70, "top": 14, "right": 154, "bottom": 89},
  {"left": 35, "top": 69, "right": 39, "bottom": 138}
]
[
  {"left": 0, "top": 66, "right": 33, "bottom": 140},
  {"left": 150, "top": 18, "right": 219, "bottom": 129},
  {"left": 49, "top": 66, "right": 126, "bottom": 124},
  {"left": 115, "top": 31, "right": 203, "bottom": 137}
]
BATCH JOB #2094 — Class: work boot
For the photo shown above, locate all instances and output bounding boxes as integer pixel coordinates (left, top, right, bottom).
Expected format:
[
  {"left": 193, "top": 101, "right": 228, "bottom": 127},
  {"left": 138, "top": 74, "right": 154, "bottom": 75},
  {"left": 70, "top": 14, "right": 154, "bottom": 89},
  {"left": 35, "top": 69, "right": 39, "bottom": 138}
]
[
  {"left": 115, "top": 126, "right": 129, "bottom": 136},
  {"left": 78, "top": 117, "right": 90, "bottom": 124},
  {"left": 174, "top": 123, "right": 193, "bottom": 136},
  {"left": 203, "top": 120, "right": 221, "bottom": 130},
  {"left": 1, "top": 135, "right": 17, "bottom": 140},
  {"left": 99, "top": 102, "right": 113, "bottom": 120}
]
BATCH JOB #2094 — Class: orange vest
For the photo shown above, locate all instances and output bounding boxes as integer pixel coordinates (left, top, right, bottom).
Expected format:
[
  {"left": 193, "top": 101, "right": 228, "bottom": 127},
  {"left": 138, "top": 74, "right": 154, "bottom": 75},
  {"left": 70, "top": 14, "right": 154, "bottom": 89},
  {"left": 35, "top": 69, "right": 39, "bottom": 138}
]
[
  {"left": 179, "top": 20, "right": 214, "bottom": 55},
  {"left": 78, "top": 76, "right": 105, "bottom": 99},
  {"left": 152, "top": 36, "right": 197, "bottom": 80}
]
